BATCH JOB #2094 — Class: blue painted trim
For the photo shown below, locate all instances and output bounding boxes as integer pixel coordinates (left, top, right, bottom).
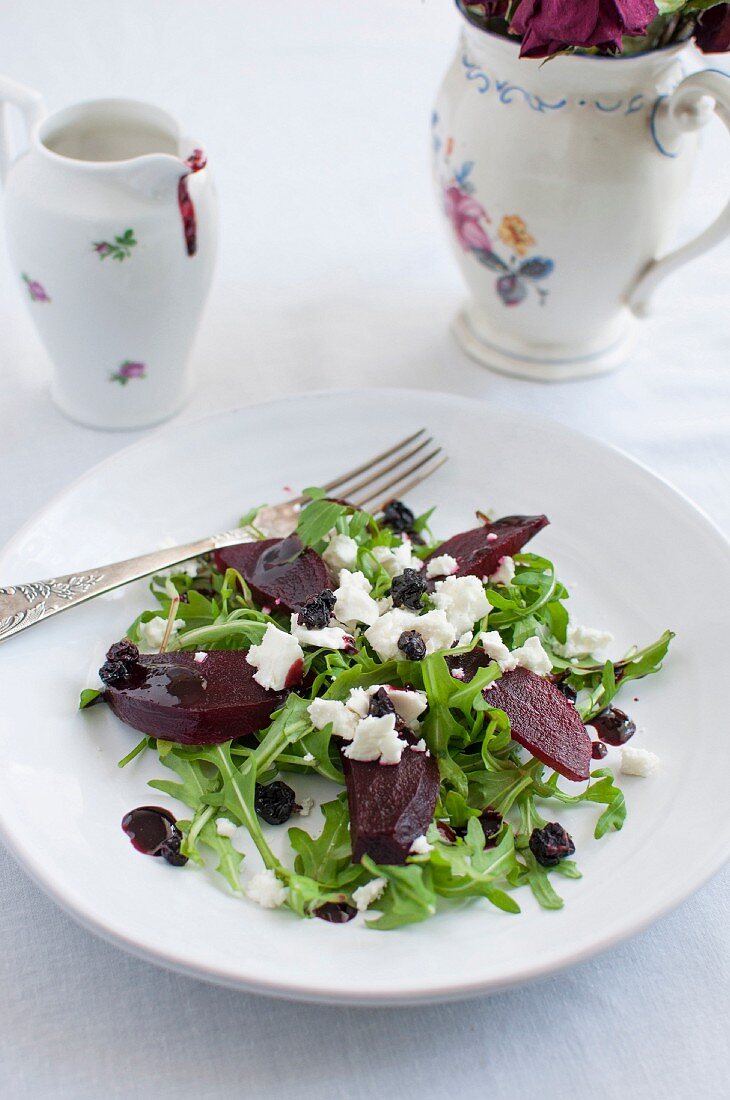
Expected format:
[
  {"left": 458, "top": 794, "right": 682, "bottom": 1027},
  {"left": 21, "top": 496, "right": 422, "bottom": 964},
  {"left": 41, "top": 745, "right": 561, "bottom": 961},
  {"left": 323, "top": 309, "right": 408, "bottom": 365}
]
[
  {"left": 595, "top": 99, "right": 622, "bottom": 113},
  {"left": 650, "top": 95, "right": 677, "bottom": 158}
]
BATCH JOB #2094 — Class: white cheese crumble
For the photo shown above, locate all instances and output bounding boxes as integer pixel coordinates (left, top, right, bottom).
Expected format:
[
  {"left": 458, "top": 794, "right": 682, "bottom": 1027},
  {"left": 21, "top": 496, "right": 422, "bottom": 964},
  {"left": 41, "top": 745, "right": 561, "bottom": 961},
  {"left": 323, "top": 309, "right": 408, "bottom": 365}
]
[
  {"left": 333, "top": 569, "right": 380, "bottom": 627},
  {"left": 412, "top": 738, "right": 429, "bottom": 753},
  {"left": 451, "top": 666, "right": 465, "bottom": 680},
  {"left": 193, "top": 651, "right": 208, "bottom": 663},
  {"left": 245, "top": 623, "right": 303, "bottom": 691},
  {"left": 302, "top": 752, "right": 315, "bottom": 763},
  {"left": 409, "top": 835, "right": 433, "bottom": 855},
  {"left": 322, "top": 533, "right": 359, "bottom": 573},
  {"left": 215, "top": 817, "right": 238, "bottom": 838},
  {"left": 432, "top": 575, "right": 491, "bottom": 636},
  {"left": 364, "top": 608, "right": 456, "bottom": 661},
  {"left": 489, "top": 555, "right": 515, "bottom": 586},
  {"left": 383, "top": 686, "right": 428, "bottom": 725},
  {"left": 298, "top": 797, "right": 315, "bottom": 817},
  {"left": 289, "top": 613, "right": 353, "bottom": 651},
  {"left": 343, "top": 713, "right": 408, "bottom": 765},
  {"left": 557, "top": 623, "right": 614, "bottom": 658},
  {"left": 308, "top": 698, "right": 360, "bottom": 740},
  {"left": 510, "top": 635, "right": 553, "bottom": 676},
  {"left": 479, "top": 630, "right": 517, "bottom": 671},
  {"left": 458, "top": 631, "right": 474, "bottom": 647},
  {"left": 371, "top": 537, "right": 423, "bottom": 578},
  {"left": 352, "top": 877, "right": 387, "bottom": 912},
  {"left": 138, "top": 616, "right": 179, "bottom": 651},
  {"left": 426, "top": 553, "right": 459, "bottom": 579},
  {"left": 620, "top": 745, "right": 660, "bottom": 777},
  {"left": 246, "top": 869, "right": 287, "bottom": 909}
]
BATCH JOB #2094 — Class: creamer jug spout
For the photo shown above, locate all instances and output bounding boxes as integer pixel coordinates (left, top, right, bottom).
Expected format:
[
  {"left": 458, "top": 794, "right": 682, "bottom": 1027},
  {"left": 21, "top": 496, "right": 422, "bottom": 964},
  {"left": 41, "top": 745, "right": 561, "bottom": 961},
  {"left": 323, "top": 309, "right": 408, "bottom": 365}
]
[{"left": 117, "top": 152, "right": 189, "bottom": 200}]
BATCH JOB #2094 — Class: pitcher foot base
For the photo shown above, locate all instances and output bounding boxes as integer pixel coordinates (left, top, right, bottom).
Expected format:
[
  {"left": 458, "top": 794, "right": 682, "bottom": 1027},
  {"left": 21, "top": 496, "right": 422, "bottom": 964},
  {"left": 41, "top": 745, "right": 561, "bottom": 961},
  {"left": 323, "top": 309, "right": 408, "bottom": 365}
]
[{"left": 453, "top": 309, "right": 632, "bottom": 382}]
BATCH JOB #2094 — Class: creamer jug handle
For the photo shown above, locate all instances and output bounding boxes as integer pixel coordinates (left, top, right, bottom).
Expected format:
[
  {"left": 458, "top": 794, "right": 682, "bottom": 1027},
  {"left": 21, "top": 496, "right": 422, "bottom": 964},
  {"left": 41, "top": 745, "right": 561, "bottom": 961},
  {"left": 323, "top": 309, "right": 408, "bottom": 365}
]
[
  {"left": 627, "top": 69, "right": 730, "bottom": 317},
  {"left": 0, "top": 76, "right": 46, "bottom": 184}
]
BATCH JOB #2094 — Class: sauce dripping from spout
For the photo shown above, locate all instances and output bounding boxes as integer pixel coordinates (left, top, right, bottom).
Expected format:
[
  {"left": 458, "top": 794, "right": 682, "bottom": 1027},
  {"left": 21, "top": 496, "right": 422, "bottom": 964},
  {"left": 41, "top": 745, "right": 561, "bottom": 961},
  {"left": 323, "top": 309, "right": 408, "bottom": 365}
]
[{"left": 178, "top": 148, "right": 207, "bottom": 256}]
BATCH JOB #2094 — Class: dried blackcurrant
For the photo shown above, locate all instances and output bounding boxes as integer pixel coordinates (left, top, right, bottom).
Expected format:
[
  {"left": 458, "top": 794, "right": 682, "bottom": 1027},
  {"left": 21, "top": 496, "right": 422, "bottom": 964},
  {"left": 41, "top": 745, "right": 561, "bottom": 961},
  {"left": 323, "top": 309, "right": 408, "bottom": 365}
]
[
  {"left": 591, "top": 740, "right": 608, "bottom": 760},
  {"left": 589, "top": 706, "right": 636, "bottom": 746},
  {"left": 397, "top": 630, "right": 426, "bottom": 661},
  {"left": 297, "top": 589, "right": 336, "bottom": 630},
  {"left": 382, "top": 499, "right": 415, "bottom": 534},
  {"left": 389, "top": 568, "right": 427, "bottom": 611},
  {"left": 99, "top": 659, "right": 133, "bottom": 687},
  {"left": 255, "top": 780, "right": 297, "bottom": 825},
  {"left": 529, "top": 822, "right": 575, "bottom": 867},
  {"left": 106, "top": 639, "right": 140, "bottom": 666},
  {"left": 368, "top": 687, "right": 396, "bottom": 718}
]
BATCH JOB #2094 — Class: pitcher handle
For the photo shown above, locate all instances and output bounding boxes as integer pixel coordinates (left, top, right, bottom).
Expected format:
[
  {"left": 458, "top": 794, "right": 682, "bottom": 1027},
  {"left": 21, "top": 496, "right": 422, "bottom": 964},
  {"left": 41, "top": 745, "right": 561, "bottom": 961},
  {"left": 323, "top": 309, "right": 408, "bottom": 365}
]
[
  {"left": 0, "top": 76, "right": 45, "bottom": 184},
  {"left": 627, "top": 68, "right": 730, "bottom": 318}
]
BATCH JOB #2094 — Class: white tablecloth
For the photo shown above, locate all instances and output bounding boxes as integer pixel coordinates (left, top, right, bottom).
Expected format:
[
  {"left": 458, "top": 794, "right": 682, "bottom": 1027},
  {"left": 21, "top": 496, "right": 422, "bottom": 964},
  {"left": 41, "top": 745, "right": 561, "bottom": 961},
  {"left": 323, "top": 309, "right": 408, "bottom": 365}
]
[{"left": 1, "top": 2, "right": 728, "bottom": 1096}]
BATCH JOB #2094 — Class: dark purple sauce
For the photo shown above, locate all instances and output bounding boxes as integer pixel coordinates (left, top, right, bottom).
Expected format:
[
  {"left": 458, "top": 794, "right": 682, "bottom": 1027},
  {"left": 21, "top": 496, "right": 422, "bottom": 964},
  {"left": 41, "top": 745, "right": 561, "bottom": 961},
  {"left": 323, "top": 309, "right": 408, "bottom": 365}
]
[
  {"left": 588, "top": 707, "right": 636, "bottom": 746},
  {"left": 591, "top": 740, "right": 608, "bottom": 760},
  {"left": 110, "top": 663, "right": 208, "bottom": 708},
  {"left": 177, "top": 148, "right": 207, "bottom": 257},
  {"left": 121, "top": 805, "right": 188, "bottom": 865},
  {"left": 314, "top": 902, "right": 358, "bottom": 924}
]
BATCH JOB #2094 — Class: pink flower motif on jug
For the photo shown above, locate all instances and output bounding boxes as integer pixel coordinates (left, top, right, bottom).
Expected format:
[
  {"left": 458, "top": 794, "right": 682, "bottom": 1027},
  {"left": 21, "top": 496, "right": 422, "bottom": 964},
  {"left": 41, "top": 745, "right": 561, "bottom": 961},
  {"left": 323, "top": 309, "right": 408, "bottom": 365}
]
[
  {"left": 22, "top": 274, "right": 50, "bottom": 302},
  {"left": 110, "top": 360, "right": 147, "bottom": 385}
]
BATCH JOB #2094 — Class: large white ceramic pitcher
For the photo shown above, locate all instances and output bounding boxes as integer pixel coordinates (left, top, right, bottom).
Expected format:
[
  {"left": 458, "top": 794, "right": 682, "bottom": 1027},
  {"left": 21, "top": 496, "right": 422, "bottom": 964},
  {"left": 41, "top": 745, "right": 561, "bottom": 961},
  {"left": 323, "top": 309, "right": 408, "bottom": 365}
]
[
  {"left": 0, "top": 78, "right": 217, "bottom": 428},
  {"left": 433, "top": 26, "right": 730, "bottom": 380}
]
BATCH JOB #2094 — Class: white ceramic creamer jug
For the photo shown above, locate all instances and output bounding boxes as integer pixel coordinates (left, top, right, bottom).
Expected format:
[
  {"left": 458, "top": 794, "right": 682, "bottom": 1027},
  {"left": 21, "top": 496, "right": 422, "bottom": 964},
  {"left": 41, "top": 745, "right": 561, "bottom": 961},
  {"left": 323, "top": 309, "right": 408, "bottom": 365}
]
[
  {"left": 0, "top": 78, "right": 217, "bottom": 428},
  {"left": 433, "top": 26, "right": 730, "bottom": 380}
]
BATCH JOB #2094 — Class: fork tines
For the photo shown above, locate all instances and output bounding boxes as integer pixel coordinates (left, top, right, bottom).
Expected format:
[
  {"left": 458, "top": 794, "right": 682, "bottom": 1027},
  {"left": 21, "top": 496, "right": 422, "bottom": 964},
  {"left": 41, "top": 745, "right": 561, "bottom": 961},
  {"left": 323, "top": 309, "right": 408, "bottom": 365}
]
[{"left": 294, "top": 428, "right": 448, "bottom": 515}]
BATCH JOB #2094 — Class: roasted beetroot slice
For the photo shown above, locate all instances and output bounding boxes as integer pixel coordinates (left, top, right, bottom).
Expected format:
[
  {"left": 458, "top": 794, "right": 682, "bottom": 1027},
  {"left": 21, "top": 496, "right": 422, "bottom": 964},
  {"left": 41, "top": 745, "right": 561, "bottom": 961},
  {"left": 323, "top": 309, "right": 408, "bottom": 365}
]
[
  {"left": 426, "top": 514, "right": 549, "bottom": 579},
  {"left": 483, "top": 667, "right": 592, "bottom": 782},
  {"left": 213, "top": 535, "right": 331, "bottom": 614},
  {"left": 103, "top": 651, "right": 292, "bottom": 745},
  {"left": 342, "top": 748, "right": 440, "bottom": 865}
]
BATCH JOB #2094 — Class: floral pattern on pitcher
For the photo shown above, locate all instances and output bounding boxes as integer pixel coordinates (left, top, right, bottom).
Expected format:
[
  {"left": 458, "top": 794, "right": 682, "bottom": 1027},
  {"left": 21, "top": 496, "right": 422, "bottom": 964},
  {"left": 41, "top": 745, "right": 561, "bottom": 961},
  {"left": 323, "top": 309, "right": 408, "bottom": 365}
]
[
  {"left": 110, "top": 360, "right": 147, "bottom": 385},
  {"left": 22, "top": 274, "right": 50, "bottom": 302},
  {"left": 93, "top": 228, "right": 137, "bottom": 261},
  {"left": 439, "top": 152, "right": 554, "bottom": 307}
]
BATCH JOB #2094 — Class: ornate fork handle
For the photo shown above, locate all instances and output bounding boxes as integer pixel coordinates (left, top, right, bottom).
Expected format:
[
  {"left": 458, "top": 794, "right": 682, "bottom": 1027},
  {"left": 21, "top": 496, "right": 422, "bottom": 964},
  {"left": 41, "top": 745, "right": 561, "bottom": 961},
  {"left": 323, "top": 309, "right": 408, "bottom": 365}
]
[{"left": 0, "top": 528, "right": 256, "bottom": 644}]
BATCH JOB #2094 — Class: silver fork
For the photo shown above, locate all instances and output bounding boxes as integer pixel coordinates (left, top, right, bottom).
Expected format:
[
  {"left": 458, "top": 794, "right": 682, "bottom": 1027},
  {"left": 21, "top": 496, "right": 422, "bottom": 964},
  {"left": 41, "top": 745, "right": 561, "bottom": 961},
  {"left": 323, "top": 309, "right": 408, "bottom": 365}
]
[{"left": 0, "top": 429, "right": 447, "bottom": 643}]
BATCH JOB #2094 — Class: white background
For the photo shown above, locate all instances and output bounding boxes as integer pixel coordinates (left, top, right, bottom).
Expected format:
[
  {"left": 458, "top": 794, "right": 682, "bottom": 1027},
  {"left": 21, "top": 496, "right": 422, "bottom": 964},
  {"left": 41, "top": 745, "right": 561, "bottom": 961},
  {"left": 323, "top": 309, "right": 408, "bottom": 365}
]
[{"left": 0, "top": 2, "right": 728, "bottom": 1097}]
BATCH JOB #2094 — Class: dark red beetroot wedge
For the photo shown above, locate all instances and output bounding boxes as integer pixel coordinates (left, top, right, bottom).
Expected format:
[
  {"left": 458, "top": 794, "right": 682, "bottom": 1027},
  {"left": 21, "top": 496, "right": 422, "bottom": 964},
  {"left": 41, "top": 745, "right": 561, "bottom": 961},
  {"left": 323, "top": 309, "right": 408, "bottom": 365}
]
[
  {"left": 426, "top": 514, "right": 549, "bottom": 579},
  {"left": 104, "top": 651, "right": 293, "bottom": 745},
  {"left": 213, "top": 535, "right": 331, "bottom": 614},
  {"left": 342, "top": 748, "right": 440, "bottom": 865},
  {"left": 483, "top": 666, "right": 592, "bottom": 782}
]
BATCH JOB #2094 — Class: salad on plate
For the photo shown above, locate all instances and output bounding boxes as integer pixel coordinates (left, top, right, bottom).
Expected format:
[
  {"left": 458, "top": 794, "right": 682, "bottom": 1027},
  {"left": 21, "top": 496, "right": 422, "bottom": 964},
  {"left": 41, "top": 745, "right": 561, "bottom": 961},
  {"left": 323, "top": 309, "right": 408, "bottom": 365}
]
[{"left": 80, "top": 491, "right": 672, "bottom": 928}]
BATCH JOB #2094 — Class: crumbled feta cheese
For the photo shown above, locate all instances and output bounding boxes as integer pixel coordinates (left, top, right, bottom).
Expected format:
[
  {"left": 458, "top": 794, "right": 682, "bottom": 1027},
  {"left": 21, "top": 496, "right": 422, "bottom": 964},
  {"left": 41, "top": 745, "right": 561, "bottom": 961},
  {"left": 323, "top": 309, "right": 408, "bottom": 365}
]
[
  {"left": 479, "top": 630, "right": 517, "bottom": 671},
  {"left": 333, "top": 569, "right": 379, "bottom": 627},
  {"left": 246, "top": 869, "right": 287, "bottom": 909},
  {"left": 246, "top": 624, "right": 303, "bottom": 691},
  {"left": 322, "top": 533, "right": 359, "bottom": 573},
  {"left": 193, "top": 651, "right": 208, "bottom": 663},
  {"left": 215, "top": 817, "right": 238, "bottom": 838},
  {"left": 412, "top": 738, "right": 429, "bottom": 753},
  {"left": 451, "top": 666, "right": 465, "bottom": 680},
  {"left": 458, "top": 631, "right": 474, "bottom": 647},
  {"left": 308, "top": 698, "right": 359, "bottom": 740},
  {"left": 557, "top": 623, "right": 614, "bottom": 658},
  {"left": 302, "top": 752, "right": 315, "bottom": 763},
  {"left": 382, "top": 687, "right": 428, "bottom": 725},
  {"left": 426, "top": 554, "right": 459, "bottom": 579},
  {"left": 345, "top": 687, "right": 372, "bottom": 718},
  {"left": 343, "top": 713, "right": 409, "bottom": 764},
  {"left": 290, "top": 613, "right": 353, "bottom": 650},
  {"left": 364, "top": 608, "right": 456, "bottom": 661},
  {"left": 371, "top": 537, "right": 423, "bottom": 578},
  {"left": 352, "top": 877, "right": 387, "bottom": 912},
  {"left": 511, "top": 635, "right": 552, "bottom": 676},
  {"left": 409, "top": 835, "right": 433, "bottom": 855},
  {"left": 138, "top": 615, "right": 179, "bottom": 651},
  {"left": 432, "top": 575, "right": 491, "bottom": 636},
  {"left": 298, "top": 797, "right": 315, "bottom": 817},
  {"left": 620, "top": 745, "right": 660, "bottom": 776},
  {"left": 489, "top": 555, "right": 515, "bottom": 586},
  {"left": 486, "top": 532, "right": 498, "bottom": 542}
]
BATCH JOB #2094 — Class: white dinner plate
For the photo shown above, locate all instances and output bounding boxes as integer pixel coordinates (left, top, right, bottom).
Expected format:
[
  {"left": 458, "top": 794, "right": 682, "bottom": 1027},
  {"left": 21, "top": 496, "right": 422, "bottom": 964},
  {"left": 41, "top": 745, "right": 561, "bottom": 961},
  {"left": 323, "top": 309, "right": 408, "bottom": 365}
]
[{"left": 1, "top": 389, "right": 728, "bottom": 1005}]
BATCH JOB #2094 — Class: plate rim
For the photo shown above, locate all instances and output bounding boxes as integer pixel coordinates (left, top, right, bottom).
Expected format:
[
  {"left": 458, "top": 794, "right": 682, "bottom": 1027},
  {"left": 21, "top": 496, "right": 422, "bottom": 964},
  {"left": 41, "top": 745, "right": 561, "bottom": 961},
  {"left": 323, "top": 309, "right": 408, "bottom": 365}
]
[{"left": 1, "top": 386, "right": 729, "bottom": 1005}]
